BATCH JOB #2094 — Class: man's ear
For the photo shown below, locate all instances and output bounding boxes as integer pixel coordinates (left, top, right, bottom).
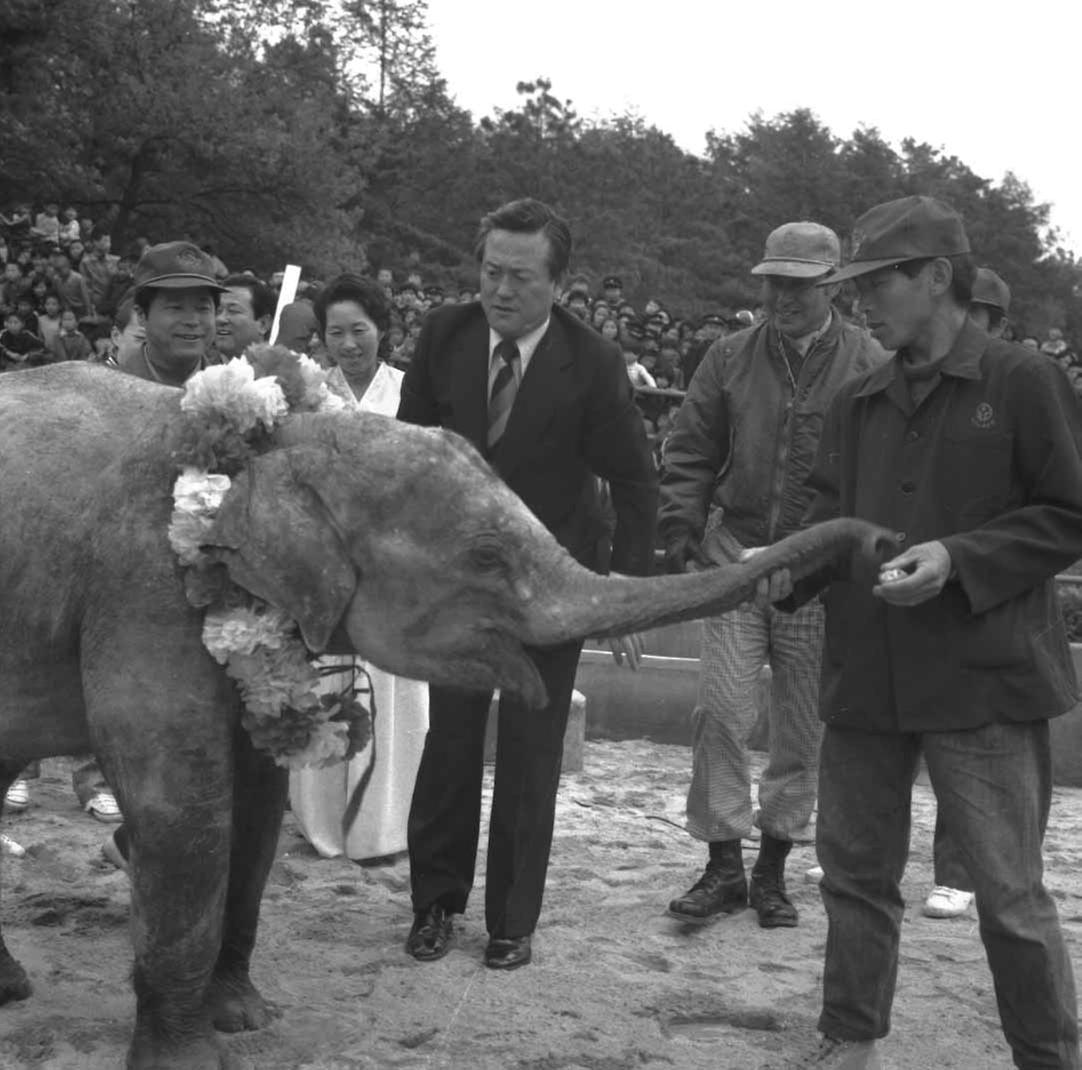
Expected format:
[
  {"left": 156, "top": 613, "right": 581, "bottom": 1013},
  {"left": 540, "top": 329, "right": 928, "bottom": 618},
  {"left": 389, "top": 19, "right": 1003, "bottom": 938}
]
[
  {"left": 203, "top": 445, "right": 356, "bottom": 653},
  {"left": 929, "top": 257, "right": 954, "bottom": 296},
  {"left": 257, "top": 313, "right": 273, "bottom": 341}
]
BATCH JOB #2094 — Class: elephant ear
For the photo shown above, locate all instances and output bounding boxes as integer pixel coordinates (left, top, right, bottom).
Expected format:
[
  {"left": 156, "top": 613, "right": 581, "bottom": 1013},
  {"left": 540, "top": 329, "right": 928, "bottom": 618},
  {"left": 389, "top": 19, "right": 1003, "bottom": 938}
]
[{"left": 202, "top": 445, "right": 356, "bottom": 653}]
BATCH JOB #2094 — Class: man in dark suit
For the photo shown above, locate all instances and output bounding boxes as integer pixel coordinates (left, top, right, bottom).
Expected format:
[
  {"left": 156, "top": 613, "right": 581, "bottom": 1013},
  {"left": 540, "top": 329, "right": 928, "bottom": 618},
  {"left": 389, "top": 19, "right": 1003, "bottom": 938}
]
[{"left": 398, "top": 198, "right": 658, "bottom": 970}]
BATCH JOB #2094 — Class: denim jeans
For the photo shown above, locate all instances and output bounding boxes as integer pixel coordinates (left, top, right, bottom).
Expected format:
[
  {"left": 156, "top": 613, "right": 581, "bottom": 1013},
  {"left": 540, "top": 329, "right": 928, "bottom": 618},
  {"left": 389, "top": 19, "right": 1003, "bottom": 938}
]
[{"left": 817, "top": 721, "right": 1079, "bottom": 1070}]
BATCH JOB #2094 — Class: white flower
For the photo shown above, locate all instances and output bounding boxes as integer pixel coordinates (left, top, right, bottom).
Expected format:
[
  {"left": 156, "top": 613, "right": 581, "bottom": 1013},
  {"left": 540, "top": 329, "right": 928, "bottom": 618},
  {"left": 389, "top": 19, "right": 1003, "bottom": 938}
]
[
  {"left": 168, "top": 468, "right": 232, "bottom": 564},
  {"left": 290, "top": 717, "right": 352, "bottom": 769},
  {"left": 202, "top": 604, "right": 293, "bottom": 663},
  {"left": 181, "top": 359, "right": 289, "bottom": 434}
]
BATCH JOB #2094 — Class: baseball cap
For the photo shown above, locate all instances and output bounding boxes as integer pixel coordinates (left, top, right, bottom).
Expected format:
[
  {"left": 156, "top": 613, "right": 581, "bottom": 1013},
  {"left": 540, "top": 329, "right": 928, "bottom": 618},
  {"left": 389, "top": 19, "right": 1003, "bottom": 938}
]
[
  {"left": 826, "top": 196, "right": 971, "bottom": 284},
  {"left": 971, "top": 267, "right": 1011, "bottom": 314},
  {"left": 751, "top": 222, "right": 841, "bottom": 279},
  {"left": 132, "top": 241, "right": 228, "bottom": 293}
]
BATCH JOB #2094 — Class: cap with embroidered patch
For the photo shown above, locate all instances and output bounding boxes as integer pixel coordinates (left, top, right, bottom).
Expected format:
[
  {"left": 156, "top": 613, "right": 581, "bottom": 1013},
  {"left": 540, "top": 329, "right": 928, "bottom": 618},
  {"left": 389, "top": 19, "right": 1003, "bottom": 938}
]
[
  {"left": 751, "top": 222, "right": 840, "bottom": 279},
  {"left": 826, "top": 196, "right": 971, "bottom": 284},
  {"left": 602, "top": 275, "right": 623, "bottom": 289},
  {"left": 132, "top": 242, "right": 228, "bottom": 293}
]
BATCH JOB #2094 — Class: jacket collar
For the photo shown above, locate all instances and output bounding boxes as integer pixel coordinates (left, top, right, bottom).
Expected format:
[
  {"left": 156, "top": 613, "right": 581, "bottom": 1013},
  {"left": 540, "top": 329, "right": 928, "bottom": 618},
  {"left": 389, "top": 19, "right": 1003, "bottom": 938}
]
[{"left": 855, "top": 318, "right": 987, "bottom": 397}]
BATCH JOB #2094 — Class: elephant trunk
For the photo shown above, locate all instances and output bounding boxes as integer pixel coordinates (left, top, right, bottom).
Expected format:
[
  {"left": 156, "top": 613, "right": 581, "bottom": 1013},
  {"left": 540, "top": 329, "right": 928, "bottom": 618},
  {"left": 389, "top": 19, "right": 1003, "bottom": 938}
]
[{"left": 523, "top": 518, "right": 897, "bottom": 646}]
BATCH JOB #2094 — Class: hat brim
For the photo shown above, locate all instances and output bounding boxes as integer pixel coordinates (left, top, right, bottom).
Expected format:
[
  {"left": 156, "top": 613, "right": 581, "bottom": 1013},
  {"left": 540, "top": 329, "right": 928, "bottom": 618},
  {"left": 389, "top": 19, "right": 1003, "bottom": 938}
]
[
  {"left": 136, "top": 274, "right": 229, "bottom": 293},
  {"left": 751, "top": 260, "right": 837, "bottom": 279},
  {"left": 818, "top": 257, "right": 913, "bottom": 285}
]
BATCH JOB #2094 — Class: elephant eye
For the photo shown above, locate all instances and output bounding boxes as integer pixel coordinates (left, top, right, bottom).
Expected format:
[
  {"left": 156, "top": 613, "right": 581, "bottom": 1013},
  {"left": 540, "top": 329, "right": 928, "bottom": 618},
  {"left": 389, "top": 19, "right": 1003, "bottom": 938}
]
[{"left": 468, "top": 540, "right": 507, "bottom": 574}]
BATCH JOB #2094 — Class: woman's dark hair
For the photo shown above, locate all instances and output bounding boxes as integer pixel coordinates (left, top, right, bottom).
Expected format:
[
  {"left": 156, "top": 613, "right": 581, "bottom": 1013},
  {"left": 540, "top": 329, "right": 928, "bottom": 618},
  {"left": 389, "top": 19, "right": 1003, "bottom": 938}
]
[
  {"left": 312, "top": 273, "right": 392, "bottom": 341},
  {"left": 473, "top": 198, "right": 572, "bottom": 281},
  {"left": 894, "top": 253, "right": 976, "bottom": 306}
]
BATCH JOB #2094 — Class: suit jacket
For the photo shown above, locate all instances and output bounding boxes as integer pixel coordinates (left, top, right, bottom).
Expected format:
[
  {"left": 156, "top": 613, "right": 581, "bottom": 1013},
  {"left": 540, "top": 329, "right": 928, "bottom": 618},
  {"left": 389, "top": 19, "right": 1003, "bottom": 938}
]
[{"left": 398, "top": 302, "right": 658, "bottom": 576}]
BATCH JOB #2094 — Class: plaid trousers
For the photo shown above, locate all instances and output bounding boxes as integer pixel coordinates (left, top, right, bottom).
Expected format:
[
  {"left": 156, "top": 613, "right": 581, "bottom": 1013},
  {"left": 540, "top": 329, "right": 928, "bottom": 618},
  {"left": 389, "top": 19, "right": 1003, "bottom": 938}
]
[{"left": 686, "top": 597, "right": 825, "bottom": 842}]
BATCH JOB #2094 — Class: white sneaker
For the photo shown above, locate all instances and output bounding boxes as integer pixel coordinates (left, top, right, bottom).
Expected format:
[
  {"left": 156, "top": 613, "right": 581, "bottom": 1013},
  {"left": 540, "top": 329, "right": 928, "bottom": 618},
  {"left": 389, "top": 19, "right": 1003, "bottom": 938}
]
[
  {"left": 798, "top": 1035, "right": 882, "bottom": 1068},
  {"left": 805, "top": 865, "right": 824, "bottom": 884},
  {"left": 4, "top": 780, "right": 29, "bottom": 811},
  {"left": 923, "top": 885, "right": 973, "bottom": 918},
  {"left": 85, "top": 791, "right": 122, "bottom": 823},
  {"left": 0, "top": 833, "right": 25, "bottom": 857}
]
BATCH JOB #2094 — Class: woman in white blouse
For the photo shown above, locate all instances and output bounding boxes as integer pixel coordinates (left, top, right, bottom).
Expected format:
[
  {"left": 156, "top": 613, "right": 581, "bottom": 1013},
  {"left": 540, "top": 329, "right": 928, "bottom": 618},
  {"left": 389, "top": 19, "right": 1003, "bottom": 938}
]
[{"left": 289, "top": 274, "right": 428, "bottom": 860}]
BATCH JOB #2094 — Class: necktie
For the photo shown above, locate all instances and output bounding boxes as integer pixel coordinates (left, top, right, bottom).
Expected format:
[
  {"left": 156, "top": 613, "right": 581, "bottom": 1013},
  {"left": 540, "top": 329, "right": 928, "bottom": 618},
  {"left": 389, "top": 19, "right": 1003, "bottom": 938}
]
[{"left": 487, "top": 338, "right": 520, "bottom": 447}]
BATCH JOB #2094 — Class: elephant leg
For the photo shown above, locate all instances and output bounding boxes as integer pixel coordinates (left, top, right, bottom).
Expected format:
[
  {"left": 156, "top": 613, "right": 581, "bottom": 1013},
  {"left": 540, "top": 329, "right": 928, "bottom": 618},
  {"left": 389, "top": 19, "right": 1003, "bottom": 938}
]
[
  {"left": 82, "top": 629, "right": 239, "bottom": 1070},
  {"left": 0, "top": 759, "right": 31, "bottom": 1004},
  {"left": 205, "top": 726, "right": 288, "bottom": 1034}
]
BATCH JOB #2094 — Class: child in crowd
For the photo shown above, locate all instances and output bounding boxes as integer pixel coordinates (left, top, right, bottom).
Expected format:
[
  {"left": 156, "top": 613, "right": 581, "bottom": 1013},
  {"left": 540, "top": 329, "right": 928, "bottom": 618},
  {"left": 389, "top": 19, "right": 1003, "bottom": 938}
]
[
  {"left": 0, "top": 310, "right": 46, "bottom": 370},
  {"left": 624, "top": 345, "right": 657, "bottom": 389},
  {"left": 58, "top": 207, "right": 81, "bottom": 247},
  {"left": 36, "top": 293, "right": 62, "bottom": 350},
  {"left": 49, "top": 308, "right": 92, "bottom": 363}
]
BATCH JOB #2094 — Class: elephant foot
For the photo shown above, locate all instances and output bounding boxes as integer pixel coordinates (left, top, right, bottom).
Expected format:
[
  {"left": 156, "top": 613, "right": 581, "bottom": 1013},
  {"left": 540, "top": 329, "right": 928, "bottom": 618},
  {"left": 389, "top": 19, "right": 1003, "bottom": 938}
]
[
  {"left": 0, "top": 954, "right": 31, "bottom": 1003},
  {"left": 205, "top": 970, "right": 279, "bottom": 1033},
  {"left": 126, "top": 1031, "right": 251, "bottom": 1070}
]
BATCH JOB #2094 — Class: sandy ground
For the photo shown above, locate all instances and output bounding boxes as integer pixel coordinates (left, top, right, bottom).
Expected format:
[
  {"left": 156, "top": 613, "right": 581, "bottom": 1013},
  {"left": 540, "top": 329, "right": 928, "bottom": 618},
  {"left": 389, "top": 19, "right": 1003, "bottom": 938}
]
[{"left": 0, "top": 748, "right": 1079, "bottom": 1070}]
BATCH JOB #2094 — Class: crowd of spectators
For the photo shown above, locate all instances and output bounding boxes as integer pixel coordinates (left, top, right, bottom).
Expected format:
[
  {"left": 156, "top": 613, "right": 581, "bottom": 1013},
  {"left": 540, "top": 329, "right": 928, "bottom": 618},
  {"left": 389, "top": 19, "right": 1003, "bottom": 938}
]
[{"left": 3, "top": 199, "right": 1080, "bottom": 438}]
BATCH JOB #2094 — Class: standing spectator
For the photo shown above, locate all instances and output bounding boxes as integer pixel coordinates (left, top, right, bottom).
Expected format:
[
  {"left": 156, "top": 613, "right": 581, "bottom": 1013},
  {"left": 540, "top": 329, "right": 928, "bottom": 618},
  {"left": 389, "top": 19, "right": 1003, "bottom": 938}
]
[
  {"left": 601, "top": 274, "right": 624, "bottom": 307},
  {"left": 681, "top": 312, "right": 726, "bottom": 385},
  {"left": 213, "top": 274, "right": 274, "bottom": 360},
  {"left": 36, "top": 293, "right": 63, "bottom": 351},
  {"left": 776, "top": 194, "right": 1082, "bottom": 1069},
  {"left": 96, "top": 247, "right": 137, "bottom": 321},
  {"left": 661, "top": 221, "right": 885, "bottom": 930},
  {"left": 399, "top": 198, "right": 657, "bottom": 971},
  {"left": 920, "top": 264, "right": 1015, "bottom": 921},
  {"left": 50, "top": 251, "right": 93, "bottom": 321},
  {"left": 48, "top": 308, "right": 93, "bottom": 362},
  {"left": 80, "top": 229, "right": 119, "bottom": 313},
  {"left": 114, "top": 241, "right": 225, "bottom": 385}
]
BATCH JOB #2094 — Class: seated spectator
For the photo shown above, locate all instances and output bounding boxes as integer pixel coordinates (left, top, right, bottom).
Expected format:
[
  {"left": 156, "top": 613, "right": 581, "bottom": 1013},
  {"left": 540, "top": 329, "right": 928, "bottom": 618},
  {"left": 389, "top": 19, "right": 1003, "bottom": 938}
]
[
  {"left": 58, "top": 207, "right": 81, "bottom": 247},
  {"left": 67, "top": 238, "right": 87, "bottom": 274},
  {"left": 566, "top": 290, "right": 590, "bottom": 321},
  {"left": 0, "top": 262, "right": 29, "bottom": 311},
  {"left": 599, "top": 318, "right": 620, "bottom": 343},
  {"left": 590, "top": 301, "right": 611, "bottom": 329},
  {"left": 0, "top": 310, "right": 46, "bottom": 370},
  {"left": 48, "top": 308, "right": 93, "bottom": 363},
  {"left": 14, "top": 296, "right": 39, "bottom": 339},
  {"left": 624, "top": 345, "right": 657, "bottom": 389},
  {"left": 79, "top": 217, "right": 96, "bottom": 243}
]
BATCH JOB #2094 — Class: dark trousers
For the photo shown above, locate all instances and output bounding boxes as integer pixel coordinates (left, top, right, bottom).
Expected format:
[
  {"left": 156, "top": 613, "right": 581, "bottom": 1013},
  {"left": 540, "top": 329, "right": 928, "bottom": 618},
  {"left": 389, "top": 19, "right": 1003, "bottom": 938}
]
[
  {"left": 932, "top": 811, "right": 972, "bottom": 891},
  {"left": 817, "top": 722, "right": 1079, "bottom": 1069},
  {"left": 407, "top": 639, "right": 582, "bottom": 939}
]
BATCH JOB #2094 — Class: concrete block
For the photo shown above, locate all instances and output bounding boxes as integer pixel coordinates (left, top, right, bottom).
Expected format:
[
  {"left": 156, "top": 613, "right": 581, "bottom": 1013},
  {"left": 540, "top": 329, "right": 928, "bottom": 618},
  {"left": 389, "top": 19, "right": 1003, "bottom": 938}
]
[{"left": 483, "top": 689, "right": 586, "bottom": 773}]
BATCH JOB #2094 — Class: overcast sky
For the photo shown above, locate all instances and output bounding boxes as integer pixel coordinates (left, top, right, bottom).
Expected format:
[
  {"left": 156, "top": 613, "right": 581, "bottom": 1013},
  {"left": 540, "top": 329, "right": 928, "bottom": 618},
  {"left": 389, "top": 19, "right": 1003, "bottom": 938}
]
[{"left": 426, "top": 0, "right": 1081, "bottom": 257}]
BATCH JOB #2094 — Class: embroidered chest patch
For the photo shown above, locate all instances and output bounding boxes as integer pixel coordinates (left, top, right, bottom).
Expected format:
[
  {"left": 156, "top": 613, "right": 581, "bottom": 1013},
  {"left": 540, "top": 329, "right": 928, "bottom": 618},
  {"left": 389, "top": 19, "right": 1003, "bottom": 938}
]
[{"left": 971, "top": 401, "right": 996, "bottom": 429}]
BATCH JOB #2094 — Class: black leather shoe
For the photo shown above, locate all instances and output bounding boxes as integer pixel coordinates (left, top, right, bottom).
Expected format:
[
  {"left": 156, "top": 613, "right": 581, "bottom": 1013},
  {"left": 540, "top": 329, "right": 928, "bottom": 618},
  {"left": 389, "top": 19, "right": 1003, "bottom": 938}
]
[
  {"left": 749, "top": 871, "right": 798, "bottom": 928},
  {"left": 406, "top": 904, "right": 454, "bottom": 961},
  {"left": 667, "top": 861, "right": 748, "bottom": 923},
  {"left": 484, "top": 934, "right": 532, "bottom": 970}
]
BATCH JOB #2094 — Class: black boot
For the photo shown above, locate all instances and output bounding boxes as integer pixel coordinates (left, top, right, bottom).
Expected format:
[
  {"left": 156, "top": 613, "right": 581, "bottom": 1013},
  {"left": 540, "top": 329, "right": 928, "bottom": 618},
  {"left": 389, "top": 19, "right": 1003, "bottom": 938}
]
[
  {"left": 667, "top": 840, "right": 747, "bottom": 923},
  {"left": 750, "top": 832, "right": 798, "bottom": 928}
]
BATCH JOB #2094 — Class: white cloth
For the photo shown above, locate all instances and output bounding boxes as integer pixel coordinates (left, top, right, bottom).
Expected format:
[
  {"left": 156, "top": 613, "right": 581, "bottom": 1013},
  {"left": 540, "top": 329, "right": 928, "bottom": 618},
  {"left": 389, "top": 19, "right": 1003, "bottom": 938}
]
[{"left": 289, "top": 360, "right": 428, "bottom": 859}]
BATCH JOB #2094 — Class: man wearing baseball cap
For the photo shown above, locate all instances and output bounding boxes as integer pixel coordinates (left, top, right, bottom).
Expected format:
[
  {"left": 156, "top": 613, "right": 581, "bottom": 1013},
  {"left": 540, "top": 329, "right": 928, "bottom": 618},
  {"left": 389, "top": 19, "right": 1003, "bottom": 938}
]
[
  {"left": 762, "top": 196, "right": 1082, "bottom": 1067},
  {"left": 660, "top": 221, "right": 885, "bottom": 935},
  {"left": 114, "top": 240, "right": 227, "bottom": 386}
]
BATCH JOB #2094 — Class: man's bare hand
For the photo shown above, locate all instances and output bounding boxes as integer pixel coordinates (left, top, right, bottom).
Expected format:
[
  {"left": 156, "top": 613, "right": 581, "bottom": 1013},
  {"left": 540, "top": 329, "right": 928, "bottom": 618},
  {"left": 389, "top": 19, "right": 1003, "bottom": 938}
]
[{"left": 873, "top": 540, "right": 952, "bottom": 606}]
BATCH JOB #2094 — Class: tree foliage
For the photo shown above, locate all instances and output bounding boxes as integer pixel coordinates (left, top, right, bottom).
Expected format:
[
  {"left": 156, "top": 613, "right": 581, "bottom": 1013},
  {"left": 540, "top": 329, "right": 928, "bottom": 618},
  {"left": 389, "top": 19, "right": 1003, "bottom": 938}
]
[{"left": 1, "top": 0, "right": 1078, "bottom": 336}]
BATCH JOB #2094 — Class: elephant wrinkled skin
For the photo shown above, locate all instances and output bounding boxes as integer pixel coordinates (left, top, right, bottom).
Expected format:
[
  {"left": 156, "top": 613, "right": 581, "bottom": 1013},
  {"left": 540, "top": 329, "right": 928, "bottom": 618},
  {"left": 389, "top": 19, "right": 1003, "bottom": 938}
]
[{"left": 0, "top": 364, "right": 891, "bottom": 1069}]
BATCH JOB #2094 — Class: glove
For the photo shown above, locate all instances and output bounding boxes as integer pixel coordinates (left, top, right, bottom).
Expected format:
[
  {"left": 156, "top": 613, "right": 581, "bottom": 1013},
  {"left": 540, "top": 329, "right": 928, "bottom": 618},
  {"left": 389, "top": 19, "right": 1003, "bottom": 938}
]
[{"left": 664, "top": 530, "right": 709, "bottom": 574}]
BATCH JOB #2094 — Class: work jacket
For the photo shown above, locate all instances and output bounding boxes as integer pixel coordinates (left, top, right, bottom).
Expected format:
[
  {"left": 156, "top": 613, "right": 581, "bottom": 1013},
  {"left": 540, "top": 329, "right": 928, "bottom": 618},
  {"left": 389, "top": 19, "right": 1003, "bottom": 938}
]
[
  {"left": 797, "top": 321, "right": 1082, "bottom": 733},
  {"left": 659, "top": 311, "right": 885, "bottom": 555}
]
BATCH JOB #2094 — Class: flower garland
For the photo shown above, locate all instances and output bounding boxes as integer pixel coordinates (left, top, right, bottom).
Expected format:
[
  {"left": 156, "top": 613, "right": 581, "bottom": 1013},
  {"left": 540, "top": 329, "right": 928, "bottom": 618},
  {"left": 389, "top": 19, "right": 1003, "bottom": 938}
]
[{"left": 168, "top": 345, "right": 370, "bottom": 769}]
